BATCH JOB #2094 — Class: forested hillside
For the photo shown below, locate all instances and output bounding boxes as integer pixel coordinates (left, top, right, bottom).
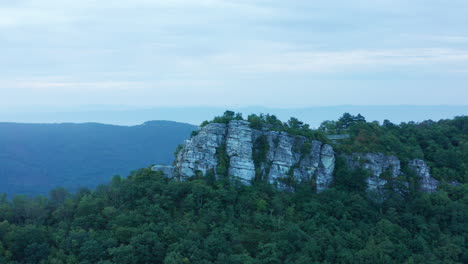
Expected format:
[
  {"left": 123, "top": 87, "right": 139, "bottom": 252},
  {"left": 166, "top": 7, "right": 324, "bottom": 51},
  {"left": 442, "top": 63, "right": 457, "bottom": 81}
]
[
  {"left": 0, "top": 121, "right": 196, "bottom": 196},
  {"left": 0, "top": 168, "right": 466, "bottom": 263},
  {"left": 0, "top": 114, "right": 466, "bottom": 263},
  {"left": 319, "top": 114, "right": 467, "bottom": 183},
  {"left": 201, "top": 111, "right": 466, "bottom": 184}
]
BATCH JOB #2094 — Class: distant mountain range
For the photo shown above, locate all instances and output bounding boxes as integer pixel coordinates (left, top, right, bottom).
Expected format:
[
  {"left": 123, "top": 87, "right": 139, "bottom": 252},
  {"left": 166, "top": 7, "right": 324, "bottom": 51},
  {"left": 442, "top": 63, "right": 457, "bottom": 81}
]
[
  {"left": 0, "top": 121, "right": 196, "bottom": 196},
  {"left": 1, "top": 105, "right": 466, "bottom": 197},
  {"left": 1, "top": 105, "right": 466, "bottom": 128}
]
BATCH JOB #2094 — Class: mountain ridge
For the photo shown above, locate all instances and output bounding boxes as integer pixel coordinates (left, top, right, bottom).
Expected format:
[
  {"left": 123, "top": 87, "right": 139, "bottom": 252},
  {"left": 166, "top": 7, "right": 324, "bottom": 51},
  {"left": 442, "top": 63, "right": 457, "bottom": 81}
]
[
  {"left": 2, "top": 105, "right": 466, "bottom": 127},
  {"left": 0, "top": 120, "right": 196, "bottom": 196}
]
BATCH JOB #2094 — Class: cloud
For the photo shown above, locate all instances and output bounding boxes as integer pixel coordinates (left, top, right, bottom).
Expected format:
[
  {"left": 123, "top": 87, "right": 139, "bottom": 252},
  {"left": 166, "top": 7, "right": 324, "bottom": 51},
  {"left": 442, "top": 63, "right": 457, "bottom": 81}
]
[
  {"left": 422, "top": 36, "right": 468, "bottom": 44},
  {"left": 1, "top": 0, "right": 468, "bottom": 109},
  {"left": 200, "top": 48, "right": 468, "bottom": 74},
  {"left": 0, "top": 0, "right": 271, "bottom": 28},
  {"left": 0, "top": 7, "right": 76, "bottom": 28},
  {"left": 0, "top": 78, "right": 220, "bottom": 92}
]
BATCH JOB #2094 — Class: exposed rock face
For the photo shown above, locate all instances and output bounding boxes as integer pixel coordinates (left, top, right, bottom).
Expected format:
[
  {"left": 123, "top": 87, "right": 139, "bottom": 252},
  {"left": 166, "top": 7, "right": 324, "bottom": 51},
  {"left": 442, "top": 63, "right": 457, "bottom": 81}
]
[
  {"left": 343, "top": 153, "right": 401, "bottom": 191},
  {"left": 171, "top": 120, "right": 438, "bottom": 194},
  {"left": 174, "top": 120, "right": 335, "bottom": 190},
  {"left": 262, "top": 131, "right": 335, "bottom": 191},
  {"left": 409, "top": 159, "right": 438, "bottom": 192},
  {"left": 226, "top": 121, "right": 256, "bottom": 182},
  {"left": 175, "top": 123, "right": 226, "bottom": 178},
  {"left": 343, "top": 154, "right": 440, "bottom": 192},
  {"left": 317, "top": 145, "right": 336, "bottom": 192}
]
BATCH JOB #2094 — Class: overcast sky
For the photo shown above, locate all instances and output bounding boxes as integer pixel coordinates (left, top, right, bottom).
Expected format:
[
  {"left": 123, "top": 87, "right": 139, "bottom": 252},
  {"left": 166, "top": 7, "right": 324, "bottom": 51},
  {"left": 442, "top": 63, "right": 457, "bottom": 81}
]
[{"left": 1, "top": 0, "right": 468, "bottom": 110}]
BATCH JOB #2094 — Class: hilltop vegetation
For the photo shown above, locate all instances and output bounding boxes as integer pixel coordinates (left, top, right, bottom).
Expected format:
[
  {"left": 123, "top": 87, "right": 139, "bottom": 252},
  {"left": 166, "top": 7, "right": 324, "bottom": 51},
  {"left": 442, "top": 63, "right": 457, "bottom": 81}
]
[
  {"left": 0, "top": 168, "right": 466, "bottom": 263},
  {"left": 200, "top": 110, "right": 329, "bottom": 142},
  {"left": 203, "top": 111, "right": 466, "bottom": 184},
  {"left": 320, "top": 113, "right": 467, "bottom": 183},
  {"left": 0, "top": 113, "right": 466, "bottom": 263}
]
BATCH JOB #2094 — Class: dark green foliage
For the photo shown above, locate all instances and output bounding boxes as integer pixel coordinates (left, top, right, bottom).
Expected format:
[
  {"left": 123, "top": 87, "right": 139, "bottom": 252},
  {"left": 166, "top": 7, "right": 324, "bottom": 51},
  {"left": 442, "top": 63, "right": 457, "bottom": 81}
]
[
  {"left": 246, "top": 114, "right": 329, "bottom": 143},
  {"left": 205, "top": 110, "right": 244, "bottom": 125},
  {"left": 248, "top": 114, "right": 264, "bottom": 130},
  {"left": 205, "top": 111, "right": 329, "bottom": 143},
  {"left": 278, "top": 163, "right": 300, "bottom": 189},
  {"left": 204, "top": 169, "right": 216, "bottom": 186},
  {"left": 333, "top": 157, "right": 369, "bottom": 193},
  {"left": 326, "top": 114, "right": 467, "bottom": 183},
  {"left": 0, "top": 121, "right": 196, "bottom": 196},
  {"left": 337, "top": 113, "right": 366, "bottom": 130},
  {"left": 200, "top": 120, "right": 210, "bottom": 127},
  {"left": 190, "top": 130, "right": 200, "bottom": 138},
  {"left": 173, "top": 144, "right": 184, "bottom": 160},
  {"left": 0, "top": 167, "right": 466, "bottom": 263},
  {"left": 300, "top": 140, "right": 312, "bottom": 156},
  {"left": 253, "top": 135, "right": 270, "bottom": 181},
  {"left": 1, "top": 112, "right": 466, "bottom": 263},
  {"left": 216, "top": 145, "right": 230, "bottom": 179}
]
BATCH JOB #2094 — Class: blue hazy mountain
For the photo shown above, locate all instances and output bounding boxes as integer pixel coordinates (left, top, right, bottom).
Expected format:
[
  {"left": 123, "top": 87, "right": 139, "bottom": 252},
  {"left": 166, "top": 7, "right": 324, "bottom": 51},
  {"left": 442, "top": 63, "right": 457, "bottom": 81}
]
[
  {"left": 0, "top": 105, "right": 466, "bottom": 196},
  {"left": 1, "top": 105, "right": 466, "bottom": 127},
  {"left": 0, "top": 121, "right": 196, "bottom": 196}
]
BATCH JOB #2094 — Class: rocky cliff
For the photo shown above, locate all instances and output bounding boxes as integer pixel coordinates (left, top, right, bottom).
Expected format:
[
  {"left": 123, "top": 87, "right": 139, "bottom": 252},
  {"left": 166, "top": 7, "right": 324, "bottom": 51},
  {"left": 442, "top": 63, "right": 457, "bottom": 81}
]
[
  {"left": 343, "top": 153, "right": 439, "bottom": 192},
  {"left": 343, "top": 153, "right": 401, "bottom": 191},
  {"left": 409, "top": 159, "right": 439, "bottom": 192},
  {"left": 174, "top": 120, "right": 335, "bottom": 191},
  {"left": 157, "top": 120, "right": 439, "bottom": 193}
]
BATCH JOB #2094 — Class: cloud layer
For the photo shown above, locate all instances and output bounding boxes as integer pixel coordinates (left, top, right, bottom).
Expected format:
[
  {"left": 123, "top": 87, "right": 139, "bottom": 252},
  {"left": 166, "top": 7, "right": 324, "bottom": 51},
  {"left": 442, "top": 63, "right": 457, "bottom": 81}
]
[{"left": 1, "top": 0, "right": 468, "bottom": 108}]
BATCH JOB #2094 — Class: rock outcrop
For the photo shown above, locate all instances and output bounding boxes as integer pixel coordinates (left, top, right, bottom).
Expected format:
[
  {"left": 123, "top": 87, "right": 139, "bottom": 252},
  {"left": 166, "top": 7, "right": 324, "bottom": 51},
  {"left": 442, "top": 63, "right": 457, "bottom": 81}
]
[
  {"left": 226, "top": 121, "right": 256, "bottom": 182},
  {"left": 343, "top": 153, "right": 440, "bottom": 192},
  {"left": 408, "top": 159, "right": 438, "bottom": 192},
  {"left": 174, "top": 120, "right": 335, "bottom": 190},
  {"left": 343, "top": 153, "right": 401, "bottom": 191},
  {"left": 165, "top": 120, "right": 440, "bottom": 194},
  {"left": 175, "top": 123, "right": 227, "bottom": 178}
]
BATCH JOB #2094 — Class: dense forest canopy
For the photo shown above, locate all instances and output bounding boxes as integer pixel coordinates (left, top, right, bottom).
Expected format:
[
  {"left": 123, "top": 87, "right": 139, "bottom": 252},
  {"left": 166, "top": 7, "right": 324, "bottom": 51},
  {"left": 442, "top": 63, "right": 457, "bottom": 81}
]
[
  {"left": 203, "top": 111, "right": 467, "bottom": 183},
  {"left": 0, "top": 168, "right": 466, "bottom": 263},
  {"left": 322, "top": 114, "right": 467, "bottom": 183},
  {"left": 0, "top": 112, "right": 466, "bottom": 263}
]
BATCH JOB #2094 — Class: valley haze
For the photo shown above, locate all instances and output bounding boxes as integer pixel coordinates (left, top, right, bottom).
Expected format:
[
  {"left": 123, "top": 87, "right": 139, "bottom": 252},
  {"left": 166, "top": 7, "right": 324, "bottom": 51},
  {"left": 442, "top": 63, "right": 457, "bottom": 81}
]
[{"left": 1, "top": 105, "right": 467, "bottom": 128}]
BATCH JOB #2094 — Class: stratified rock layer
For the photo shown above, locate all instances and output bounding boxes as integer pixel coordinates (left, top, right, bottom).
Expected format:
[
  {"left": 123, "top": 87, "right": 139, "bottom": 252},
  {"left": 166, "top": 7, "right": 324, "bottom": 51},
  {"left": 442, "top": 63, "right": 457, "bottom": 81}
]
[
  {"left": 343, "top": 153, "right": 440, "bottom": 192},
  {"left": 175, "top": 120, "right": 335, "bottom": 190},
  {"left": 226, "top": 121, "right": 256, "bottom": 182},
  {"left": 409, "top": 159, "right": 439, "bottom": 192},
  {"left": 175, "top": 123, "right": 226, "bottom": 178},
  {"left": 172, "top": 120, "right": 439, "bottom": 193},
  {"left": 343, "top": 153, "right": 401, "bottom": 191}
]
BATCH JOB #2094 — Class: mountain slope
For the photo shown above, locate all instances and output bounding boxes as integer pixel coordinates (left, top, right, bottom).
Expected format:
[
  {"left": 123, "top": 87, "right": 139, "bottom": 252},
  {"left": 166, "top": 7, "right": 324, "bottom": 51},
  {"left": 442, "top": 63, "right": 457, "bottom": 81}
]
[{"left": 0, "top": 121, "right": 196, "bottom": 196}]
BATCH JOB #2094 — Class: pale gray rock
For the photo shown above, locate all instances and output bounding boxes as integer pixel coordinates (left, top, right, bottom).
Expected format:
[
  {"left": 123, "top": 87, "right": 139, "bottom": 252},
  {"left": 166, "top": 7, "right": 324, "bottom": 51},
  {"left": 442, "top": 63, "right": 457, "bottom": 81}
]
[
  {"left": 265, "top": 132, "right": 335, "bottom": 191},
  {"left": 317, "top": 144, "right": 335, "bottom": 192},
  {"left": 226, "top": 120, "right": 256, "bottom": 182},
  {"left": 344, "top": 153, "right": 401, "bottom": 191},
  {"left": 267, "top": 132, "right": 297, "bottom": 184},
  {"left": 409, "top": 159, "right": 438, "bottom": 192},
  {"left": 171, "top": 120, "right": 438, "bottom": 194},
  {"left": 342, "top": 153, "right": 440, "bottom": 193},
  {"left": 174, "top": 123, "right": 226, "bottom": 178},
  {"left": 174, "top": 120, "right": 336, "bottom": 191},
  {"left": 297, "top": 140, "right": 323, "bottom": 182}
]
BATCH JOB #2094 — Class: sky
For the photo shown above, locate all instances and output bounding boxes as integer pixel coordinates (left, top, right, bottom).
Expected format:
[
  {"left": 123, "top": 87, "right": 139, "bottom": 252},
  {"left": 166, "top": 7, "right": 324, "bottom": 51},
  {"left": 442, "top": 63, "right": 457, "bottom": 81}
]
[{"left": 1, "top": 0, "right": 468, "bottom": 111}]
